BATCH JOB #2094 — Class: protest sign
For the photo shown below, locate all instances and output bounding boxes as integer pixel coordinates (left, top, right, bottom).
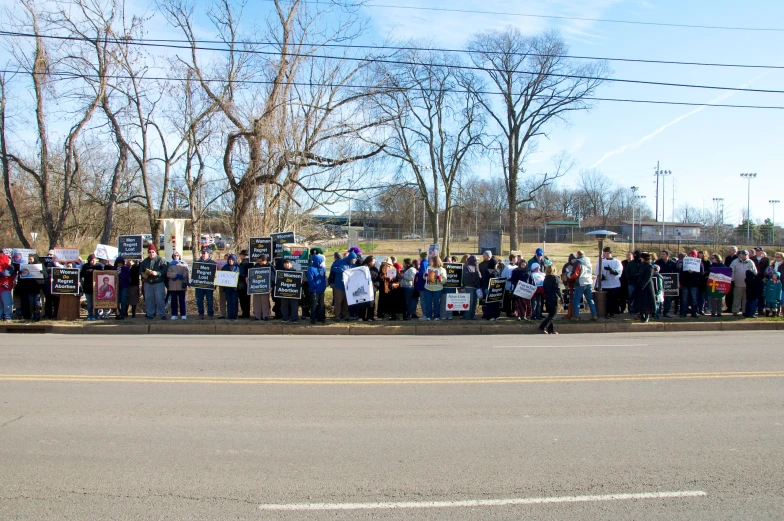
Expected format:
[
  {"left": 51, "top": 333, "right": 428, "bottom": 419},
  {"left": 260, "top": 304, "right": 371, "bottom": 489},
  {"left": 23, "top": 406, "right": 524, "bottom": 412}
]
[
  {"left": 248, "top": 237, "right": 272, "bottom": 262},
  {"left": 191, "top": 262, "right": 217, "bottom": 289},
  {"left": 12, "top": 248, "right": 36, "bottom": 264},
  {"left": 274, "top": 270, "right": 303, "bottom": 299},
  {"left": 53, "top": 248, "right": 80, "bottom": 262},
  {"left": 214, "top": 271, "right": 239, "bottom": 288},
  {"left": 283, "top": 253, "right": 307, "bottom": 273},
  {"left": 51, "top": 268, "right": 80, "bottom": 295},
  {"left": 428, "top": 243, "right": 439, "bottom": 258},
  {"left": 271, "top": 231, "right": 295, "bottom": 257},
  {"left": 40, "top": 256, "right": 53, "bottom": 264},
  {"left": 486, "top": 277, "right": 506, "bottom": 303},
  {"left": 247, "top": 267, "right": 272, "bottom": 295},
  {"left": 118, "top": 235, "right": 144, "bottom": 260},
  {"left": 94, "top": 244, "right": 119, "bottom": 262},
  {"left": 513, "top": 281, "right": 537, "bottom": 299},
  {"left": 531, "top": 271, "right": 545, "bottom": 287},
  {"left": 682, "top": 257, "right": 702, "bottom": 272},
  {"left": 1, "top": 248, "right": 11, "bottom": 256},
  {"left": 343, "top": 266, "right": 373, "bottom": 306},
  {"left": 707, "top": 267, "right": 732, "bottom": 296},
  {"left": 444, "top": 263, "right": 463, "bottom": 288},
  {"left": 93, "top": 271, "right": 118, "bottom": 308},
  {"left": 385, "top": 267, "right": 397, "bottom": 280},
  {"left": 445, "top": 292, "right": 471, "bottom": 311},
  {"left": 661, "top": 273, "right": 679, "bottom": 297},
  {"left": 18, "top": 263, "right": 44, "bottom": 279}
]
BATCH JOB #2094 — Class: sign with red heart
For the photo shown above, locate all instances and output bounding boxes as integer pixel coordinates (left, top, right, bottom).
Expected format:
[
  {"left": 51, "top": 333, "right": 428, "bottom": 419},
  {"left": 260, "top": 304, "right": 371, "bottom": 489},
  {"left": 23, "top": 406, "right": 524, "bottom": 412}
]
[{"left": 445, "top": 293, "right": 471, "bottom": 311}]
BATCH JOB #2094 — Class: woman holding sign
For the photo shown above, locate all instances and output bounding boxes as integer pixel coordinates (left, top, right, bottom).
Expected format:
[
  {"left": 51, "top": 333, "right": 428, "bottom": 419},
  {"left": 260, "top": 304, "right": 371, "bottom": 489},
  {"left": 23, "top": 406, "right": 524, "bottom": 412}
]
[
  {"left": 421, "top": 256, "right": 446, "bottom": 321},
  {"left": 222, "top": 254, "right": 241, "bottom": 320},
  {"left": 377, "top": 260, "right": 400, "bottom": 320}
]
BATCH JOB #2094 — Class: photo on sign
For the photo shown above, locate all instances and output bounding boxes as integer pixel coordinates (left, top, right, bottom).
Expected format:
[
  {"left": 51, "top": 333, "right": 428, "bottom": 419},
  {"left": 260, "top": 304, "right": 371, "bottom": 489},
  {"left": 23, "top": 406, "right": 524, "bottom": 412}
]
[
  {"left": 93, "top": 271, "right": 118, "bottom": 308},
  {"left": 343, "top": 266, "right": 373, "bottom": 306},
  {"left": 274, "top": 270, "right": 303, "bottom": 300},
  {"left": 427, "top": 244, "right": 439, "bottom": 258},
  {"left": 18, "top": 263, "right": 44, "bottom": 279},
  {"left": 247, "top": 267, "right": 272, "bottom": 295},
  {"left": 191, "top": 262, "right": 217, "bottom": 289},
  {"left": 214, "top": 271, "right": 240, "bottom": 288},
  {"left": 386, "top": 267, "right": 397, "bottom": 280},
  {"left": 445, "top": 293, "right": 471, "bottom": 311},
  {"left": 94, "top": 244, "right": 119, "bottom": 262},
  {"left": 51, "top": 268, "right": 80, "bottom": 295},
  {"left": 513, "top": 281, "right": 537, "bottom": 299},
  {"left": 12, "top": 248, "right": 36, "bottom": 264}
]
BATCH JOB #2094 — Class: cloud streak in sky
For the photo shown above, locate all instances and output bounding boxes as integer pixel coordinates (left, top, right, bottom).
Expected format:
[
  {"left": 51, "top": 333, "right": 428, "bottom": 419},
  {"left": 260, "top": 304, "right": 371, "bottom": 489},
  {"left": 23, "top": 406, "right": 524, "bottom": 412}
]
[{"left": 591, "top": 70, "right": 775, "bottom": 168}]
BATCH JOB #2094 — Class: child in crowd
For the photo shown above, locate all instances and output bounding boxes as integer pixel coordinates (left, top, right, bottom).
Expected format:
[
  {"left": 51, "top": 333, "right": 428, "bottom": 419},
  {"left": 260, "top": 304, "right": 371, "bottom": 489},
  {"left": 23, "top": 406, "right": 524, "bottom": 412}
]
[
  {"left": 763, "top": 271, "right": 782, "bottom": 317},
  {"left": 652, "top": 264, "right": 664, "bottom": 319}
]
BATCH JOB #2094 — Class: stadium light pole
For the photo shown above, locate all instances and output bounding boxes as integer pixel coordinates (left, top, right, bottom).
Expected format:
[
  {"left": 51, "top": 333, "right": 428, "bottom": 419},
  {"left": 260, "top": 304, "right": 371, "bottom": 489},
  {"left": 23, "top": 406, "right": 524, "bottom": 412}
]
[
  {"left": 740, "top": 173, "right": 757, "bottom": 242},
  {"left": 630, "top": 186, "right": 638, "bottom": 250},
  {"left": 712, "top": 197, "right": 724, "bottom": 244},
  {"left": 656, "top": 169, "right": 671, "bottom": 239},
  {"left": 771, "top": 199, "right": 780, "bottom": 245}
]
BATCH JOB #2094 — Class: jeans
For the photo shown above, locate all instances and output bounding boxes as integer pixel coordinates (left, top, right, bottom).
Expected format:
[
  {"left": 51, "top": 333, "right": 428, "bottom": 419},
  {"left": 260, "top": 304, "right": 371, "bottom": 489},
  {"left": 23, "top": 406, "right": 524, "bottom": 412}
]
[
  {"left": 308, "top": 292, "right": 325, "bottom": 322},
  {"left": 464, "top": 288, "right": 478, "bottom": 319},
  {"left": 744, "top": 299, "right": 758, "bottom": 318},
  {"left": 421, "top": 289, "right": 442, "bottom": 319},
  {"left": 531, "top": 294, "right": 543, "bottom": 319},
  {"left": 85, "top": 293, "right": 95, "bottom": 319},
  {"left": 402, "top": 287, "right": 417, "bottom": 318},
  {"left": 281, "top": 298, "right": 299, "bottom": 322},
  {"left": 627, "top": 284, "right": 637, "bottom": 314},
  {"left": 440, "top": 287, "right": 457, "bottom": 319},
  {"left": 118, "top": 287, "right": 129, "bottom": 317},
  {"left": 225, "top": 288, "right": 239, "bottom": 319},
  {"left": 195, "top": 288, "right": 214, "bottom": 317},
  {"left": 572, "top": 285, "right": 597, "bottom": 318},
  {"left": 1, "top": 290, "right": 13, "bottom": 319},
  {"left": 680, "top": 287, "right": 698, "bottom": 317},
  {"left": 170, "top": 290, "right": 186, "bottom": 317},
  {"left": 662, "top": 296, "right": 674, "bottom": 316},
  {"left": 539, "top": 299, "right": 558, "bottom": 332},
  {"left": 143, "top": 282, "right": 166, "bottom": 318}
]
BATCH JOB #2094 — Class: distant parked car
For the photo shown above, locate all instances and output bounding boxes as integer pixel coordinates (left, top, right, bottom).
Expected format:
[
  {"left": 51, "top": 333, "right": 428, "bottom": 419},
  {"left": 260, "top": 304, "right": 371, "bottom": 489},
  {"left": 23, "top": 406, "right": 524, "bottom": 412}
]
[
  {"left": 403, "top": 234, "right": 421, "bottom": 239},
  {"left": 295, "top": 235, "right": 306, "bottom": 243}
]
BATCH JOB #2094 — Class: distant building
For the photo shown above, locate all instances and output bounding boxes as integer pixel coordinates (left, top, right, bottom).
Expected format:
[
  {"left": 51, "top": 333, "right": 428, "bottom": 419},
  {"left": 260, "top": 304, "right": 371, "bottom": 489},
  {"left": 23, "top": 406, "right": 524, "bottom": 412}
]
[{"left": 619, "top": 221, "right": 701, "bottom": 241}]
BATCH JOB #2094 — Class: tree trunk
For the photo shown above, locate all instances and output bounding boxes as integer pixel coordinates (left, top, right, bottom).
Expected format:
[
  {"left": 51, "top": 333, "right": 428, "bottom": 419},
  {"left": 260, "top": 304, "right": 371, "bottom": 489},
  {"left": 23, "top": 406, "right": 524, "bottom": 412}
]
[
  {"left": 508, "top": 162, "right": 520, "bottom": 251},
  {"left": 100, "top": 143, "right": 127, "bottom": 245}
]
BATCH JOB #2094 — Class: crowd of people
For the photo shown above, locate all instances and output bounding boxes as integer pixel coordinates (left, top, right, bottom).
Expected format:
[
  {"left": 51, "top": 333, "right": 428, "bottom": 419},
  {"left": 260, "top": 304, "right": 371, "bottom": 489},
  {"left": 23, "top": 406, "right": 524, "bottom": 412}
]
[{"left": 1, "top": 243, "right": 782, "bottom": 332}]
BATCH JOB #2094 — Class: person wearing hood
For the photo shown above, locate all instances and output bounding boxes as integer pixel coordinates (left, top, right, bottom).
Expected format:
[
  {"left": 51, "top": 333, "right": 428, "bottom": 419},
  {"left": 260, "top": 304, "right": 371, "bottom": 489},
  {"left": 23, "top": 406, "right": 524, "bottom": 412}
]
[
  {"left": 481, "top": 258, "right": 502, "bottom": 320},
  {"left": 221, "top": 254, "right": 241, "bottom": 320},
  {"left": 461, "top": 255, "right": 481, "bottom": 320},
  {"left": 510, "top": 259, "right": 533, "bottom": 320},
  {"left": 329, "top": 250, "right": 355, "bottom": 321},
  {"left": 635, "top": 252, "right": 657, "bottom": 322},
  {"left": 139, "top": 244, "right": 168, "bottom": 320},
  {"left": 763, "top": 271, "right": 782, "bottom": 317},
  {"left": 80, "top": 253, "right": 105, "bottom": 321},
  {"left": 115, "top": 257, "right": 131, "bottom": 320},
  {"left": 306, "top": 253, "right": 327, "bottom": 324},
  {"left": 166, "top": 251, "right": 190, "bottom": 320},
  {"left": 0, "top": 251, "right": 15, "bottom": 322},
  {"left": 571, "top": 250, "right": 597, "bottom": 321},
  {"left": 238, "top": 249, "right": 251, "bottom": 319},
  {"left": 400, "top": 258, "right": 419, "bottom": 320}
]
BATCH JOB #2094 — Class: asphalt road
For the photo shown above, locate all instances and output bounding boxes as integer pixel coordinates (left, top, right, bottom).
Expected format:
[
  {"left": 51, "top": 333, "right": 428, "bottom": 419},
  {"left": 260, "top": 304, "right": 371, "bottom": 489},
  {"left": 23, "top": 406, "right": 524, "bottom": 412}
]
[{"left": 1, "top": 332, "right": 783, "bottom": 520}]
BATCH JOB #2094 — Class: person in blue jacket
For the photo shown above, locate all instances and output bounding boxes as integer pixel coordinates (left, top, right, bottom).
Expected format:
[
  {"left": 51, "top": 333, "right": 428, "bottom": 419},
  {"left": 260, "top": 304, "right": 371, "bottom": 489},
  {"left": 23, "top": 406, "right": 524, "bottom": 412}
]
[
  {"left": 329, "top": 251, "right": 356, "bottom": 321},
  {"left": 307, "top": 253, "right": 327, "bottom": 324}
]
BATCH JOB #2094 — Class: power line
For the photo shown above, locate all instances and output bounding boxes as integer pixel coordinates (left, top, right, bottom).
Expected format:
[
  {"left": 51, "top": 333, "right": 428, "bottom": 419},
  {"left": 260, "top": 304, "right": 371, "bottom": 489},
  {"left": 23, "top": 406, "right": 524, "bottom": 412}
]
[
  {"left": 3, "top": 68, "right": 784, "bottom": 110},
  {"left": 1, "top": 30, "right": 783, "bottom": 95},
  {"left": 2, "top": 29, "right": 784, "bottom": 70},
  {"left": 278, "top": 0, "right": 784, "bottom": 33}
]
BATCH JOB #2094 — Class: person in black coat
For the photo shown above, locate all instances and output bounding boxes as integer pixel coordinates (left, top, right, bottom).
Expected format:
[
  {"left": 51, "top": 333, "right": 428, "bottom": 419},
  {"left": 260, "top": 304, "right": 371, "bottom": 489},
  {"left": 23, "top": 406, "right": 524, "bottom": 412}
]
[
  {"left": 724, "top": 246, "right": 738, "bottom": 313},
  {"left": 538, "top": 265, "right": 563, "bottom": 334},
  {"left": 635, "top": 253, "right": 657, "bottom": 322}
]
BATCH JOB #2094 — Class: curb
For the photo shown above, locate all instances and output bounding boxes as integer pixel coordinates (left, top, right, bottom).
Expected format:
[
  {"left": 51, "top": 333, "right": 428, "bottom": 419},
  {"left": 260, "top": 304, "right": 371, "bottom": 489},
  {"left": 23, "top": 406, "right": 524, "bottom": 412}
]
[{"left": 3, "top": 319, "right": 782, "bottom": 335}]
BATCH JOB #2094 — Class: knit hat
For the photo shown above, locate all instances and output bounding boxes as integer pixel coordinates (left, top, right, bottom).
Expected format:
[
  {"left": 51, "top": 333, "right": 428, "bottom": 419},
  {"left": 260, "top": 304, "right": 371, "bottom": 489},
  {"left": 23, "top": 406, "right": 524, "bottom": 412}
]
[
  {"left": 530, "top": 262, "right": 541, "bottom": 271},
  {"left": 115, "top": 256, "right": 125, "bottom": 266},
  {"left": 310, "top": 247, "right": 324, "bottom": 256},
  {"left": 349, "top": 246, "right": 362, "bottom": 256},
  {"left": 483, "top": 250, "right": 492, "bottom": 258},
  {"left": 147, "top": 244, "right": 156, "bottom": 252},
  {"left": 535, "top": 248, "right": 544, "bottom": 257},
  {"left": 688, "top": 250, "right": 698, "bottom": 257},
  {"left": 740, "top": 249, "right": 749, "bottom": 255},
  {"left": 227, "top": 254, "right": 237, "bottom": 263},
  {"left": 347, "top": 251, "right": 358, "bottom": 261}
]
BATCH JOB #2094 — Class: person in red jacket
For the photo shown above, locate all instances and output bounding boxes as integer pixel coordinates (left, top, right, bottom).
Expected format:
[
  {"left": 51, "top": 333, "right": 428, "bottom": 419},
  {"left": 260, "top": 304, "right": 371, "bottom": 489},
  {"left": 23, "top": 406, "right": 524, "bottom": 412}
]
[{"left": 0, "top": 252, "right": 17, "bottom": 321}]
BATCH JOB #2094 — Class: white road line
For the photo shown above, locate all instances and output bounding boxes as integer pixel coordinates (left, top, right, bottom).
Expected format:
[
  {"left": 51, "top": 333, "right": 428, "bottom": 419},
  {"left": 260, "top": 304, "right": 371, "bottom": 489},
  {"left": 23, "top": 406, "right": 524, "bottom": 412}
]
[
  {"left": 258, "top": 490, "right": 706, "bottom": 511},
  {"left": 493, "top": 344, "right": 648, "bottom": 348}
]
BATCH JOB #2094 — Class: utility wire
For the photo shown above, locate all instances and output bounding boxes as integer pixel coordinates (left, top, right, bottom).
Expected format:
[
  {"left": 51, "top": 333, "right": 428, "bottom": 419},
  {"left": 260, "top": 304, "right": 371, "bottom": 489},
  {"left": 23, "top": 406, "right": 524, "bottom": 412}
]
[
  {"left": 1, "top": 30, "right": 782, "bottom": 95},
  {"left": 280, "top": 0, "right": 784, "bottom": 33},
  {"left": 3, "top": 68, "right": 783, "bottom": 110}
]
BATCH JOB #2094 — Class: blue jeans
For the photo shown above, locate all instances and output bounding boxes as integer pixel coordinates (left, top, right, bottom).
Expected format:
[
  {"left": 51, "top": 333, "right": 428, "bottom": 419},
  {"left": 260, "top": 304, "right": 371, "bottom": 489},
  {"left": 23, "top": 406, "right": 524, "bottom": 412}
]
[
  {"left": 143, "top": 282, "right": 166, "bottom": 318},
  {"left": 85, "top": 293, "right": 95, "bottom": 319},
  {"left": 531, "top": 294, "right": 543, "bottom": 319},
  {"left": 573, "top": 285, "right": 597, "bottom": 318},
  {"left": 308, "top": 292, "right": 325, "bottom": 322},
  {"left": 225, "top": 288, "right": 238, "bottom": 319},
  {"left": 627, "top": 284, "right": 637, "bottom": 314},
  {"left": 744, "top": 299, "right": 758, "bottom": 317},
  {"left": 464, "top": 288, "right": 478, "bottom": 319},
  {"left": 195, "top": 288, "right": 214, "bottom": 317},
  {"left": 1, "top": 290, "right": 13, "bottom": 319},
  {"left": 118, "top": 287, "right": 129, "bottom": 317},
  {"left": 402, "top": 287, "right": 417, "bottom": 318},
  {"left": 680, "top": 287, "right": 698, "bottom": 317},
  {"left": 440, "top": 287, "right": 457, "bottom": 319},
  {"left": 662, "top": 296, "right": 674, "bottom": 316},
  {"left": 422, "top": 289, "right": 442, "bottom": 319}
]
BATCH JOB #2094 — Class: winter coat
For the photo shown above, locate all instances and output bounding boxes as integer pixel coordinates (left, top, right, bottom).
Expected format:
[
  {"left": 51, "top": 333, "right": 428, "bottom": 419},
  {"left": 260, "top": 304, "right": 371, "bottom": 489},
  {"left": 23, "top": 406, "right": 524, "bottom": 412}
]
[
  {"left": 80, "top": 261, "right": 105, "bottom": 295},
  {"left": 625, "top": 258, "right": 642, "bottom": 285},
  {"left": 542, "top": 274, "right": 562, "bottom": 303},
  {"left": 117, "top": 265, "right": 131, "bottom": 290},
  {"left": 764, "top": 279, "right": 782, "bottom": 305},
  {"left": 462, "top": 263, "right": 481, "bottom": 288},
  {"left": 745, "top": 270, "right": 760, "bottom": 300},
  {"left": 679, "top": 257, "right": 704, "bottom": 288},
  {"left": 415, "top": 258, "right": 429, "bottom": 291},
  {"left": 655, "top": 258, "right": 677, "bottom": 274},
  {"left": 576, "top": 257, "right": 593, "bottom": 287},
  {"left": 329, "top": 252, "right": 356, "bottom": 291},
  {"left": 166, "top": 261, "right": 190, "bottom": 292},
  {"left": 635, "top": 262, "right": 657, "bottom": 314},
  {"left": 400, "top": 267, "right": 416, "bottom": 288},
  {"left": 730, "top": 258, "right": 756, "bottom": 287},
  {"left": 724, "top": 254, "right": 738, "bottom": 267},
  {"left": 139, "top": 255, "right": 168, "bottom": 285},
  {"left": 306, "top": 260, "right": 327, "bottom": 295},
  {"left": 509, "top": 267, "right": 532, "bottom": 289},
  {"left": 0, "top": 254, "right": 16, "bottom": 292}
]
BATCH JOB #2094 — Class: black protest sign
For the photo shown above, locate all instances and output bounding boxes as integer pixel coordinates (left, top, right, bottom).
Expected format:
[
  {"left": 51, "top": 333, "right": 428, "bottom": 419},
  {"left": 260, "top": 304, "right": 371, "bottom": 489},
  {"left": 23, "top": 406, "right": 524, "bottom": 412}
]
[
  {"left": 249, "top": 237, "right": 272, "bottom": 263},
  {"left": 271, "top": 231, "right": 295, "bottom": 257},
  {"left": 274, "top": 269, "right": 303, "bottom": 299},
  {"left": 118, "top": 235, "right": 144, "bottom": 260},
  {"left": 486, "top": 277, "right": 507, "bottom": 303},
  {"left": 191, "top": 262, "right": 217, "bottom": 289},
  {"left": 247, "top": 267, "right": 272, "bottom": 295},
  {"left": 51, "top": 268, "right": 80, "bottom": 295},
  {"left": 444, "top": 263, "right": 463, "bottom": 288},
  {"left": 661, "top": 273, "right": 680, "bottom": 297}
]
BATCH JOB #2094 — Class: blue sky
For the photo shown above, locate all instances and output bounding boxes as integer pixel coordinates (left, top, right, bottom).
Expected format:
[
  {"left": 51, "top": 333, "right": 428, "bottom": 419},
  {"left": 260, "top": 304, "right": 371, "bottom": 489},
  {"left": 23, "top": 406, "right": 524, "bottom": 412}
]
[{"left": 350, "top": 0, "right": 784, "bottom": 225}]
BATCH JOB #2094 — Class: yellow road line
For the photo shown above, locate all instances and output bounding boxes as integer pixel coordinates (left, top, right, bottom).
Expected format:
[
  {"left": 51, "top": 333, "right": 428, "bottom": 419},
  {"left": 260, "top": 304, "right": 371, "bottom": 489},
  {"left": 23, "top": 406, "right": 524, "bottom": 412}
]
[{"left": 0, "top": 371, "right": 782, "bottom": 385}]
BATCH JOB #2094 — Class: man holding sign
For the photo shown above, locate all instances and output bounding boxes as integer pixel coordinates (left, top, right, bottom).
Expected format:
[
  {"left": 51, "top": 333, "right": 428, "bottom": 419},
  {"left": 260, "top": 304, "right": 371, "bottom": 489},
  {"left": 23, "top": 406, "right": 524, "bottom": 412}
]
[{"left": 679, "top": 250, "right": 704, "bottom": 318}]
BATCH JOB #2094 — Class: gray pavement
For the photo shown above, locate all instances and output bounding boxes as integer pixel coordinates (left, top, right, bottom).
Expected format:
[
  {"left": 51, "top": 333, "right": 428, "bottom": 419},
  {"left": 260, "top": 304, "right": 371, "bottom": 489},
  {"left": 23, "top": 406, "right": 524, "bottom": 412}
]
[{"left": 1, "top": 332, "right": 783, "bottom": 520}]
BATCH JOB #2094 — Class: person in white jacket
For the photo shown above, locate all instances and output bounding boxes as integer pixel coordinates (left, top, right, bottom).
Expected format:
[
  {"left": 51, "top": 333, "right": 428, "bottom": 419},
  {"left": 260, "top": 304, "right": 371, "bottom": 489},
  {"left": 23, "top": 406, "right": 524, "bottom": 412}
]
[
  {"left": 595, "top": 246, "right": 623, "bottom": 318},
  {"left": 729, "top": 250, "right": 757, "bottom": 315}
]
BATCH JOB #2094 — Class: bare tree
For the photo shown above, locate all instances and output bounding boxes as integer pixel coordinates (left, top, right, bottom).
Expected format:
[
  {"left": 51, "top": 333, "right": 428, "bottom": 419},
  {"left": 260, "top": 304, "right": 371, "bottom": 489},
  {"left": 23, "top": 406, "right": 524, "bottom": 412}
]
[
  {"left": 0, "top": 73, "right": 31, "bottom": 247},
  {"left": 373, "top": 49, "right": 485, "bottom": 254},
  {"left": 468, "top": 28, "right": 609, "bottom": 249}
]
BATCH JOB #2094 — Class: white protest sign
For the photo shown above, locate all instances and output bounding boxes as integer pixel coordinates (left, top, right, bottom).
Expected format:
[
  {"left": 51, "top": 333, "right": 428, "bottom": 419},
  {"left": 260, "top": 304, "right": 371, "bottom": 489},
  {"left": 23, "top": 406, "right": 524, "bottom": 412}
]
[
  {"left": 343, "top": 266, "right": 373, "bottom": 306},
  {"left": 53, "top": 248, "right": 80, "bottom": 262},
  {"left": 445, "top": 293, "right": 471, "bottom": 311},
  {"left": 18, "top": 263, "right": 44, "bottom": 279},
  {"left": 214, "top": 271, "right": 239, "bottom": 288},
  {"left": 94, "top": 244, "right": 119, "bottom": 262},
  {"left": 682, "top": 257, "right": 701, "bottom": 272},
  {"left": 12, "top": 248, "right": 36, "bottom": 264},
  {"left": 513, "top": 281, "right": 537, "bottom": 299}
]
